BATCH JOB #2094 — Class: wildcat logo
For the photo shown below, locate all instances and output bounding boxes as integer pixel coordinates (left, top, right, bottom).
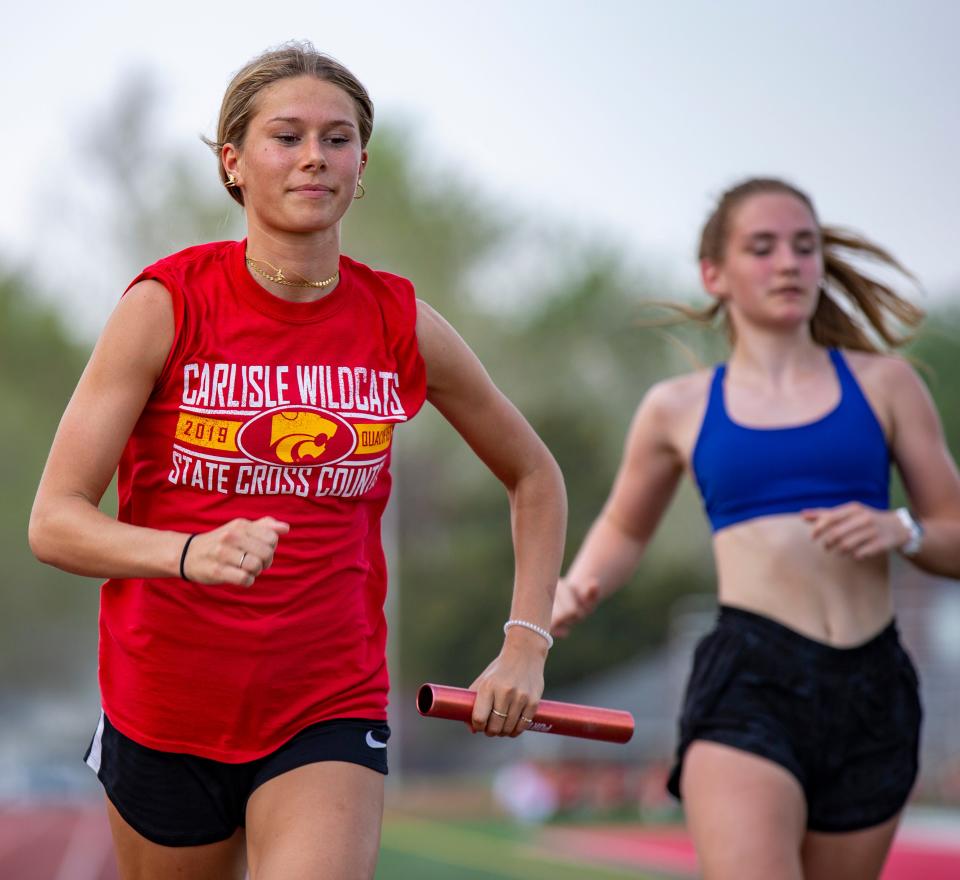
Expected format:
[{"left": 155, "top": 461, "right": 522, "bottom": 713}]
[
  {"left": 270, "top": 411, "right": 338, "bottom": 462},
  {"left": 236, "top": 406, "right": 358, "bottom": 467}
]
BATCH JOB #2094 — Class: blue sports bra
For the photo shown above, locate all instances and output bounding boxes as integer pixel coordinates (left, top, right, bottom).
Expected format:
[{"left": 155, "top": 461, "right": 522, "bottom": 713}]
[{"left": 691, "top": 349, "right": 889, "bottom": 532}]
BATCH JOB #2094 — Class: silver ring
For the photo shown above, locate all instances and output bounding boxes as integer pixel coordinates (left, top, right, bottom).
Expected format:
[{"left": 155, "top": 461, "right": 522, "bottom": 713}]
[
  {"left": 520, "top": 715, "right": 534, "bottom": 724},
  {"left": 239, "top": 552, "right": 247, "bottom": 568},
  {"left": 490, "top": 709, "right": 508, "bottom": 719}
]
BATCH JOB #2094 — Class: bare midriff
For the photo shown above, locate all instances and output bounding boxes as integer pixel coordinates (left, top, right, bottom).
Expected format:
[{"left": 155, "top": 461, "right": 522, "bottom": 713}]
[{"left": 712, "top": 514, "right": 893, "bottom": 646}]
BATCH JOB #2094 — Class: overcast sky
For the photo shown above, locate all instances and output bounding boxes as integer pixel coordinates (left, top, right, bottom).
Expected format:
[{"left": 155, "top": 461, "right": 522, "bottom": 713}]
[{"left": 5, "top": 0, "right": 958, "bottom": 328}]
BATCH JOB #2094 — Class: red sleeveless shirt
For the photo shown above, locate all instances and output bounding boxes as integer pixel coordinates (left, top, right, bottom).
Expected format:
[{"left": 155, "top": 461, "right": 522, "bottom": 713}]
[{"left": 99, "top": 240, "right": 426, "bottom": 761}]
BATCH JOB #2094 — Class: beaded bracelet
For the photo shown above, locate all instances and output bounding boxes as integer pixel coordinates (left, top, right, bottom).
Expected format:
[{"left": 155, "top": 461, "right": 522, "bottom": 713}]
[{"left": 503, "top": 619, "right": 554, "bottom": 650}]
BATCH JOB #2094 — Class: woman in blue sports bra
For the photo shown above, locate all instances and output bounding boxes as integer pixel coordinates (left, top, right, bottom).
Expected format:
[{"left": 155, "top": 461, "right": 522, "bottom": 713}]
[{"left": 551, "top": 178, "right": 960, "bottom": 880}]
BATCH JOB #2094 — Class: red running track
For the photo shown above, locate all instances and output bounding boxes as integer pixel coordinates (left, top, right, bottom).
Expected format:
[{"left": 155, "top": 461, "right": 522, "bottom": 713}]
[
  {"left": 540, "top": 821, "right": 960, "bottom": 880},
  {"left": 0, "top": 803, "right": 118, "bottom": 880},
  {"left": 3, "top": 802, "right": 959, "bottom": 879}
]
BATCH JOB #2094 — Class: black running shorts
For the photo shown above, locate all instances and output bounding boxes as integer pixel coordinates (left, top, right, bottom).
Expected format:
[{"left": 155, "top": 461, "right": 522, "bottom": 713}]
[
  {"left": 84, "top": 713, "right": 390, "bottom": 846},
  {"left": 667, "top": 605, "right": 922, "bottom": 832}
]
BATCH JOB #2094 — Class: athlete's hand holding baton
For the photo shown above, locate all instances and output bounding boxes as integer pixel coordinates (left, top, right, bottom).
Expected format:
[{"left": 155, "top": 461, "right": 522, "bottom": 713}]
[{"left": 418, "top": 683, "right": 634, "bottom": 743}]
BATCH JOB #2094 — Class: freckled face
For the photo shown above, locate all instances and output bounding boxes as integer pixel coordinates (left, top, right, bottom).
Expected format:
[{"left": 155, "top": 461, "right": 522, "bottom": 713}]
[
  {"left": 224, "top": 75, "right": 366, "bottom": 235},
  {"left": 703, "top": 192, "right": 824, "bottom": 331}
]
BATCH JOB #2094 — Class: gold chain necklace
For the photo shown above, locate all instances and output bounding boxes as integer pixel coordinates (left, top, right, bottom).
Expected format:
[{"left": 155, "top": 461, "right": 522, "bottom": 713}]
[{"left": 245, "top": 256, "right": 339, "bottom": 289}]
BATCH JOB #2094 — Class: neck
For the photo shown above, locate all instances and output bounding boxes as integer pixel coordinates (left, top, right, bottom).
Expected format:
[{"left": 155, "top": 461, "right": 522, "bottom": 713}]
[
  {"left": 728, "top": 323, "right": 823, "bottom": 382},
  {"left": 244, "top": 221, "right": 342, "bottom": 303}
]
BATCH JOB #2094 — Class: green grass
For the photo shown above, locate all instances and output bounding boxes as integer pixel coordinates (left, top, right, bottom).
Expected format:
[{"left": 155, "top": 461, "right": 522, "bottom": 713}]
[{"left": 376, "top": 815, "right": 666, "bottom": 879}]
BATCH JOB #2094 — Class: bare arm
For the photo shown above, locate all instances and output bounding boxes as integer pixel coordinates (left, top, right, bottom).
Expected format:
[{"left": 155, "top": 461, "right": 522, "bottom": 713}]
[
  {"left": 889, "top": 361, "right": 960, "bottom": 576},
  {"left": 552, "top": 382, "right": 686, "bottom": 636},
  {"left": 416, "top": 300, "right": 567, "bottom": 735},
  {"left": 805, "top": 358, "right": 960, "bottom": 576},
  {"left": 29, "top": 281, "right": 287, "bottom": 587}
]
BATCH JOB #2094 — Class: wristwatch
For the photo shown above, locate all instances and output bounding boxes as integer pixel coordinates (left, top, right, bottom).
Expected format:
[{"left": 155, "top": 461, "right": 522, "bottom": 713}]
[{"left": 894, "top": 507, "right": 924, "bottom": 557}]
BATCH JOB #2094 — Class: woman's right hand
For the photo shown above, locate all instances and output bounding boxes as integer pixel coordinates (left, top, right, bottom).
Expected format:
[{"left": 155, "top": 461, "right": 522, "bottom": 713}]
[
  {"left": 550, "top": 576, "right": 600, "bottom": 638},
  {"left": 181, "top": 517, "right": 290, "bottom": 587}
]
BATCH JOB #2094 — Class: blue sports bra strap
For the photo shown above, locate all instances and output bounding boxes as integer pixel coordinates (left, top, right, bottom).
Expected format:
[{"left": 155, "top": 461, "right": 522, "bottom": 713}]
[
  {"left": 829, "top": 347, "right": 861, "bottom": 395},
  {"left": 705, "top": 363, "right": 727, "bottom": 421},
  {"left": 829, "top": 347, "right": 877, "bottom": 416},
  {"left": 828, "top": 347, "right": 852, "bottom": 385}
]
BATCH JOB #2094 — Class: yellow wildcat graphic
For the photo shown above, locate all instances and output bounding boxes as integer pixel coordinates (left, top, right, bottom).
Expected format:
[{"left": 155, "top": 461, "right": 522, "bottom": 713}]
[{"left": 270, "top": 411, "right": 340, "bottom": 464}]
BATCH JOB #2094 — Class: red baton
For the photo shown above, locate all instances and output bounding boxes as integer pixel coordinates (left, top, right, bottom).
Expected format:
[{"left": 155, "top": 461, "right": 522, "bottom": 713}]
[{"left": 416, "top": 683, "right": 634, "bottom": 743}]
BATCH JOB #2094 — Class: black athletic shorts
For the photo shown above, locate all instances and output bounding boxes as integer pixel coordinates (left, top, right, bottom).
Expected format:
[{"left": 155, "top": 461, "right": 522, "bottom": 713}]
[
  {"left": 667, "top": 605, "right": 922, "bottom": 832},
  {"left": 84, "top": 712, "right": 390, "bottom": 846}
]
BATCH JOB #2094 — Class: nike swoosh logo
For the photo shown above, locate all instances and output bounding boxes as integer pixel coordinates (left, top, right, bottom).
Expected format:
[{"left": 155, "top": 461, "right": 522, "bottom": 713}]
[{"left": 365, "top": 731, "right": 387, "bottom": 749}]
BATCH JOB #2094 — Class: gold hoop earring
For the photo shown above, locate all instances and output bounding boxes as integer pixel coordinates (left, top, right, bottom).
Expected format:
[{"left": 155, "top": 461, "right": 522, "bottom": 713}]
[
  {"left": 224, "top": 173, "right": 238, "bottom": 188},
  {"left": 354, "top": 180, "right": 366, "bottom": 200}
]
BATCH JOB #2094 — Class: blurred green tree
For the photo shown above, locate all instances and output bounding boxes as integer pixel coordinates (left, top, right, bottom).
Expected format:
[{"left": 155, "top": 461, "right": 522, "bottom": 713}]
[
  {"left": 0, "top": 267, "right": 95, "bottom": 687},
  {"left": 82, "top": 72, "right": 244, "bottom": 275}
]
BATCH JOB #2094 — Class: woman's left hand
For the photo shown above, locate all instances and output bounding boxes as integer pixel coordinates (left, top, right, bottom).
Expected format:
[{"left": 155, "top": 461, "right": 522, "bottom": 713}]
[
  {"left": 803, "top": 503, "right": 910, "bottom": 560},
  {"left": 468, "top": 627, "right": 547, "bottom": 737}
]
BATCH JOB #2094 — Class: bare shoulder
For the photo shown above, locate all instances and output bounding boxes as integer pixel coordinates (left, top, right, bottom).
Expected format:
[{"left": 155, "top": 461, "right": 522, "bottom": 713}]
[
  {"left": 125, "top": 277, "right": 175, "bottom": 306},
  {"left": 640, "top": 368, "right": 714, "bottom": 423},
  {"left": 109, "top": 279, "right": 176, "bottom": 336},
  {"left": 125, "top": 277, "right": 175, "bottom": 316},
  {"left": 842, "top": 349, "right": 934, "bottom": 443},
  {"left": 415, "top": 298, "right": 462, "bottom": 358},
  {"left": 842, "top": 348, "right": 924, "bottom": 394},
  {"left": 414, "top": 298, "right": 475, "bottom": 382},
  {"left": 415, "top": 297, "right": 438, "bottom": 324},
  {"left": 628, "top": 368, "right": 714, "bottom": 461},
  {"left": 415, "top": 298, "right": 448, "bottom": 331},
  {"left": 92, "top": 279, "right": 176, "bottom": 383}
]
